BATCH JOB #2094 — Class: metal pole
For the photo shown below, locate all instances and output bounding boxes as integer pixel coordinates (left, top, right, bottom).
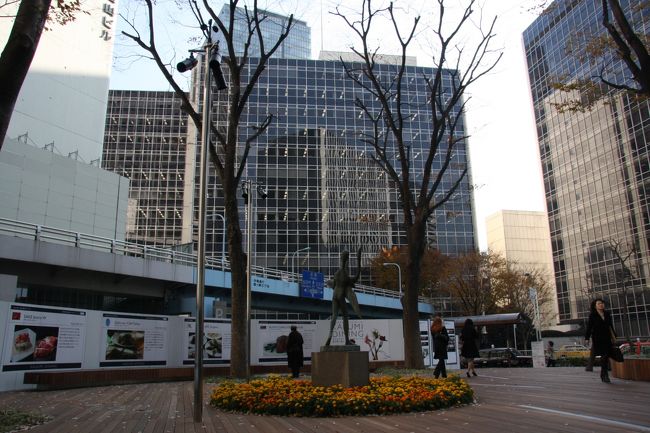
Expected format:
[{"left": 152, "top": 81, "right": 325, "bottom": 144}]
[
  {"left": 535, "top": 292, "right": 542, "bottom": 341},
  {"left": 194, "top": 42, "right": 212, "bottom": 423},
  {"left": 210, "top": 213, "right": 226, "bottom": 267},
  {"left": 513, "top": 323, "right": 518, "bottom": 350},
  {"left": 245, "top": 181, "right": 253, "bottom": 380},
  {"left": 291, "top": 247, "right": 310, "bottom": 283}
]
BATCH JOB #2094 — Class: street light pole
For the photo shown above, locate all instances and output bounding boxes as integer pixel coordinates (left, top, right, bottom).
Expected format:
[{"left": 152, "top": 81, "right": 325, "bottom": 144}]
[
  {"left": 244, "top": 180, "right": 253, "bottom": 380},
  {"left": 242, "top": 180, "right": 267, "bottom": 380},
  {"left": 193, "top": 40, "right": 212, "bottom": 423},
  {"left": 177, "top": 21, "right": 228, "bottom": 422},
  {"left": 291, "top": 247, "right": 311, "bottom": 283},
  {"left": 208, "top": 213, "right": 226, "bottom": 267},
  {"left": 383, "top": 262, "right": 402, "bottom": 297},
  {"left": 526, "top": 273, "right": 542, "bottom": 341}
]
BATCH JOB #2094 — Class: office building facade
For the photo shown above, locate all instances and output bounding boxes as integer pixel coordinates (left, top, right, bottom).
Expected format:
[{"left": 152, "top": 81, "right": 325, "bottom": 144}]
[
  {"left": 187, "top": 56, "right": 476, "bottom": 282},
  {"left": 0, "top": 0, "right": 118, "bottom": 162},
  {"left": 212, "top": 4, "right": 311, "bottom": 59},
  {"left": 524, "top": 0, "right": 650, "bottom": 337},
  {"left": 102, "top": 90, "right": 190, "bottom": 246},
  {"left": 103, "top": 7, "right": 476, "bottom": 285},
  {"left": 486, "top": 210, "right": 559, "bottom": 329}
]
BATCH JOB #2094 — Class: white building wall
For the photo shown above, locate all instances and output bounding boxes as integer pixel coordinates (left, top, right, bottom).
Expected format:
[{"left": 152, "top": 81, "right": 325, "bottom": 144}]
[
  {"left": 0, "top": 0, "right": 118, "bottom": 162},
  {"left": 486, "top": 210, "right": 560, "bottom": 329},
  {"left": 0, "top": 138, "right": 129, "bottom": 239}
]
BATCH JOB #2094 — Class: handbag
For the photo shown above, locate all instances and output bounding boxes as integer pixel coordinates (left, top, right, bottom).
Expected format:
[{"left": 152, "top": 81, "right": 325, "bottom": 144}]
[{"left": 609, "top": 345, "right": 624, "bottom": 363}]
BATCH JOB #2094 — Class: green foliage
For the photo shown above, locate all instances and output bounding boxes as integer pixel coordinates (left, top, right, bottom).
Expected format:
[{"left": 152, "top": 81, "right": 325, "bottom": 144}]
[
  {"left": 554, "top": 357, "right": 602, "bottom": 367},
  {"left": 0, "top": 410, "right": 50, "bottom": 433}
]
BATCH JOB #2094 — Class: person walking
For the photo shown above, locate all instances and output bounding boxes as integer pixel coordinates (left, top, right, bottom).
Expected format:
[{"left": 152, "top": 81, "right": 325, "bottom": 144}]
[
  {"left": 460, "top": 318, "right": 480, "bottom": 377},
  {"left": 585, "top": 298, "right": 616, "bottom": 383},
  {"left": 546, "top": 340, "right": 556, "bottom": 367},
  {"left": 286, "top": 325, "right": 304, "bottom": 378},
  {"left": 431, "top": 316, "right": 449, "bottom": 378}
]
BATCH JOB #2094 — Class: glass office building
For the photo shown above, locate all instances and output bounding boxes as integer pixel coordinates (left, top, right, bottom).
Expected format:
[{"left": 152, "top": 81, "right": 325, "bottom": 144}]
[
  {"left": 103, "top": 7, "right": 476, "bottom": 287},
  {"left": 524, "top": 0, "right": 650, "bottom": 337},
  {"left": 188, "top": 56, "right": 476, "bottom": 282},
  {"left": 102, "top": 91, "right": 190, "bottom": 246},
  {"left": 213, "top": 4, "right": 311, "bottom": 59}
]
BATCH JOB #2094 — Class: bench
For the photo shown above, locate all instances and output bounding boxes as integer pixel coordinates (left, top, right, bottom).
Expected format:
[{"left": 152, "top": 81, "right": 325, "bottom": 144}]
[{"left": 24, "top": 360, "right": 403, "bottom": 390}]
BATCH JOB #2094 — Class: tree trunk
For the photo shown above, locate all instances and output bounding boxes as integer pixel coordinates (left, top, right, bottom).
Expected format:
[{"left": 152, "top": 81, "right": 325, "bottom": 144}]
[
  {"left": 222, "top": 174, "right": 248, "bottom": 378},
  {"left": 0, "top": 0, "right": 52, "bottom": 148},
  {"left": 402, "top": 217, "right": 427, "bottom": 369}
]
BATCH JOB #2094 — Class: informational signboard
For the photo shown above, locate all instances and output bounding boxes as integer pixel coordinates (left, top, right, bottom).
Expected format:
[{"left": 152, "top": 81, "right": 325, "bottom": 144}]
[
  {"left": 100, "top": 313, "right": 168, "bottom": 367},
  {"left": 2, "top": 304, "right": 86, "bottom": 371},
  {"left": 328, "top": 319, "right": 393, "bottom": 361},
  {"left": 420, "top": 320, "right": 433, "bottom": 367},
  {"left": 182, "top": 318, "right": 231, "bottom": 365},
  {"left": 421, "top": 320, "right": 458, "bottom": 368},
  {"left": 300, "top": 270, "right": 324, "bottom": 299},
  {"left": 444, "top": 320, "right": 458, "bottom": 365},
  {"left": 255, "top": 320, "right": 318, "bottom": 364},
  {"left": 531, "top": 341, "right": 546, "bottom": 368}
]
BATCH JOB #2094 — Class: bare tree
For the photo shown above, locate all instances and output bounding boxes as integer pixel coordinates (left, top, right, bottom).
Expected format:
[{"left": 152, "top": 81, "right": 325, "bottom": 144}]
[
  {"left": 333, "top": 0, "right": 500, "bottom": 368},
  {"left": 121, "top": 0, "right": 294, "bottom": 378},
  {"left": 606, "top": 239, "right": 643, "bottom": 344},
  {"left": 445, "top": 251, "right": 505, "bottom": 318},
  {"left": 0, "top": 0, "right": 82, "bottom": 148},
  {"left": 600, "top": 0, "right": 649, "bottom": 96},
  {"left": 370, "top": 245, "right": 449, "bottom": 297},
  {"left": 545, "top": 0, "right": 649, "bottom": 112},
  {"left": 494, "top": 266, "right": 555, "bottom": 350}
]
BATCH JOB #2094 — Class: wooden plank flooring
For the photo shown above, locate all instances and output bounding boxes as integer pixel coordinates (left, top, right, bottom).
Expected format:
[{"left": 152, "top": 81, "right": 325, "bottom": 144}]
[{"left": 0, "top": 367, "right": 648, "bottom": 433}]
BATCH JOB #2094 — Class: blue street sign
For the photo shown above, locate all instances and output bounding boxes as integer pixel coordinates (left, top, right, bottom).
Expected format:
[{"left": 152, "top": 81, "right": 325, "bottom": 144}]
[{"left": 300, "top": 270, "right": 324, "bottom": 299}]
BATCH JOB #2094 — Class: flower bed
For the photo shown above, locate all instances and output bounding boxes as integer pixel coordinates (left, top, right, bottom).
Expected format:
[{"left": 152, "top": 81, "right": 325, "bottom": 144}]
[{"left": 210, "top": 374, "right": 473, "bottom": 417}]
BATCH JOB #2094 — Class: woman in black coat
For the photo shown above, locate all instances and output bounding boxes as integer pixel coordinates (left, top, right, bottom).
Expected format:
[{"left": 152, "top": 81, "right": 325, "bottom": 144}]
[
  {"left": 286, "top": 325, "right": 304, "bottom": 378},
  {"left": 460, "top": 318, "right": 480, "bottom": 377},
  {"left": 431, "top": 317, "right": 449, "bottom": 379},
  {"left": 585, "top": 298, "right": 616, "bottom": 383}
]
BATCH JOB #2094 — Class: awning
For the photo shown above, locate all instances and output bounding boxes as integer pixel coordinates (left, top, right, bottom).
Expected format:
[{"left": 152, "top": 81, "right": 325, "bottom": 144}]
[{"left": 448, "top": 313, "right": 526, "bottom": 327}]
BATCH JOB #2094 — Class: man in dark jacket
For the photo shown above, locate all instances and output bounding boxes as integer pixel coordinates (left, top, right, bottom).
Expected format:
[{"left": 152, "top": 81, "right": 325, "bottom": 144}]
[{"left": 287, "top": 325, "right": 304, "bottom": 378}]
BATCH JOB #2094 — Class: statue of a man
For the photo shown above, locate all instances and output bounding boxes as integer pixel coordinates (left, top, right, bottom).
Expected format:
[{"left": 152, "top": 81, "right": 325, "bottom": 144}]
[{"left": 324, "top": 247, "right": 362, "bottom": 346}]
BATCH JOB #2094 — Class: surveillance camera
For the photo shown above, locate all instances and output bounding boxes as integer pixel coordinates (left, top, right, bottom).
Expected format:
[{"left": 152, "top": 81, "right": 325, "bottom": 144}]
[
  {"left": 209, "top": 50, "right": 228, "bottom": 90},
  {"left": 257, "top": 185, "right": 268, "bottom": 199},
  {"left": 177, "top": 55, "right": 198, "bottom": 73}
]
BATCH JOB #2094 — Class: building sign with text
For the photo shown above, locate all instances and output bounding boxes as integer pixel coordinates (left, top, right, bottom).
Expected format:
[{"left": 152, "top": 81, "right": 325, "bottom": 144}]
[{"left": 300, "top": 270, "right": 324, "bottom": 299}]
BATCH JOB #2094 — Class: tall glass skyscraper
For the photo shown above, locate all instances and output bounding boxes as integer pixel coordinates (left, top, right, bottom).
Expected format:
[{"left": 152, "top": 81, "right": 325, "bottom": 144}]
[
  {"left": 212, "top": 4, "right": 311, "bottom": 59},
  {"left": 102, "top": 91, "right": 189, "bottom": 246},
  {"left": 524, "top": 0, "right": 650, "bottom": 337},
  {"left": 188, "top": 55, "right": 475, "bottom": 282},
  {"left": 103, "top": 7, "right": 476, "bottom": 289}
]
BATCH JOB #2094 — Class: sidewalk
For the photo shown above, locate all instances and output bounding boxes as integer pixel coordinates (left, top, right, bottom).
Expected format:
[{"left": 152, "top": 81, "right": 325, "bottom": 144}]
[{"left": 1, "top": 367, "right": 649, "bottom": 433}]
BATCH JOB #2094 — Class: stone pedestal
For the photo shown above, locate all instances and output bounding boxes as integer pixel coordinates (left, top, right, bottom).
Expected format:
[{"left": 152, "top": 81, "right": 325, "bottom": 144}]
[{"left": 311, "top": 348, "right": 369, "bottom": 387}]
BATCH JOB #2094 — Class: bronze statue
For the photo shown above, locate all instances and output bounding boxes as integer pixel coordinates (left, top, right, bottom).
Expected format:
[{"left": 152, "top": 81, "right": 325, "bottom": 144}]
[{"left": 324, "top": 247, "right": 363, "bottom": 346}]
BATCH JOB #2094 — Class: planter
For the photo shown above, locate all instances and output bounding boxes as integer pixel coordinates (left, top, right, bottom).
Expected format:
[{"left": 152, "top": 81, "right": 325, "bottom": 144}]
[{"left": 610, "top": 358, "right": 650, "bottom": 381}]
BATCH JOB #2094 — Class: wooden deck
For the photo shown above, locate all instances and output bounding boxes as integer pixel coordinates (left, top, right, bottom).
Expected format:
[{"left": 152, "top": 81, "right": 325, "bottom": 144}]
[{"left": 1, "top": 367, "right": 649, "bottom": 433}]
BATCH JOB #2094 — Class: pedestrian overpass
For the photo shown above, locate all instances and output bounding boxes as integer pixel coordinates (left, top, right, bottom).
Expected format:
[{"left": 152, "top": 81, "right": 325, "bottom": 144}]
[{"left": 0, "top": 218, "right": 434, "bottom": 318}]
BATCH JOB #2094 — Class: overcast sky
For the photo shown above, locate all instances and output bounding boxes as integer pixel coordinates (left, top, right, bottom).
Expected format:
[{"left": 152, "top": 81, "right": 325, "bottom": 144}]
[{"left": 110, "top": 0, "right": 546, "bottom": 251}]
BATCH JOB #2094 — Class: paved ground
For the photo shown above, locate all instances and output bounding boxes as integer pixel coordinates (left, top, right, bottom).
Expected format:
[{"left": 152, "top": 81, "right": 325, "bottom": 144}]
[{"left": 1, "top": 367, "right": 649, "bottom": 433}]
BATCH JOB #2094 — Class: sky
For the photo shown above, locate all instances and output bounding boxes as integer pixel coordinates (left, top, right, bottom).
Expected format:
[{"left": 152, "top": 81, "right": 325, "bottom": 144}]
[{"left": 110, "top": 0, "right": 547, "bottom": 251}]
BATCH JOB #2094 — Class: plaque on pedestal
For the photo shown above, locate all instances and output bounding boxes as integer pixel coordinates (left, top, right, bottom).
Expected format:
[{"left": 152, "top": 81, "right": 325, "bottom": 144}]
[
  {"left": 311, "top": 349, "right": 369, "bottom": 387},
  {"left": 320, "top": 344, "right": 360, "bottom": 352}
]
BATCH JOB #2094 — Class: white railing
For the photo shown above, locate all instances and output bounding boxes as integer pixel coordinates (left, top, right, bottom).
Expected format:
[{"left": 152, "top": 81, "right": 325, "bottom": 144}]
[{"left": 0, "top": 217, "right": 430, "bottom": 303}]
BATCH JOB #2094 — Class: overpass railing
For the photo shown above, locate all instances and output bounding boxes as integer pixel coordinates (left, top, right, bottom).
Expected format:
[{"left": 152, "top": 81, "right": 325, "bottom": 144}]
[{"left": 0, "top": 218, "right": 428, "bottom": 303}]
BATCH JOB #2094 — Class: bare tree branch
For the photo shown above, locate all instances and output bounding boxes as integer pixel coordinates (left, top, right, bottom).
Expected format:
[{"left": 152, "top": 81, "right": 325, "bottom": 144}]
[{"left": 333, "top": 0, "right": 501, "bottom": 369}]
